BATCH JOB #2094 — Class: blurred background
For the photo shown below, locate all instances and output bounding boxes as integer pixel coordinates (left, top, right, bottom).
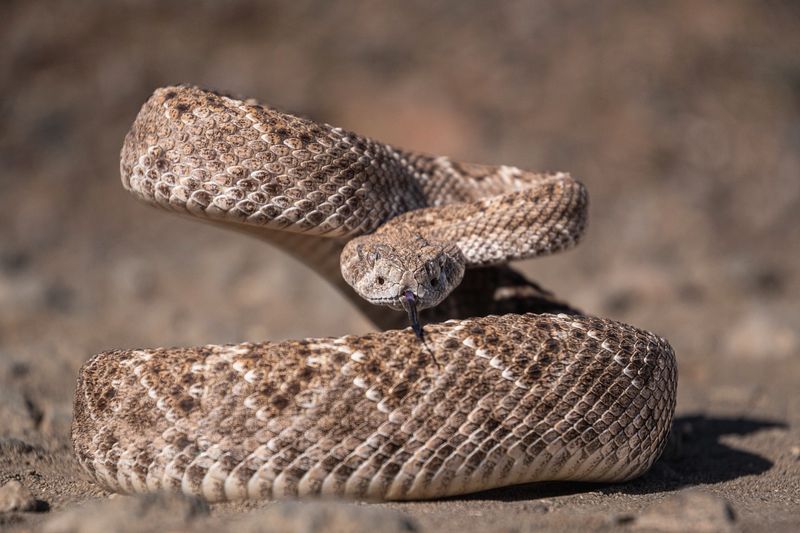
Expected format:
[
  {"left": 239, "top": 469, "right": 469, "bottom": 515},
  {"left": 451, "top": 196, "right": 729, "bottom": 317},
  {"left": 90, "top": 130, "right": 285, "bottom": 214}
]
[{"left": 0, "top": 0, "right": 798, "bottom": 529}]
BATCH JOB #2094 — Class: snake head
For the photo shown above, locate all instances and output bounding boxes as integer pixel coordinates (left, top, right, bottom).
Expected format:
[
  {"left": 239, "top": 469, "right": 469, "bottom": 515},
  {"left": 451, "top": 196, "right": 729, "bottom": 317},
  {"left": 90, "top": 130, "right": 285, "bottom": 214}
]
[{"left": 340, "top": 231, "right": 466, "bottom": 314}]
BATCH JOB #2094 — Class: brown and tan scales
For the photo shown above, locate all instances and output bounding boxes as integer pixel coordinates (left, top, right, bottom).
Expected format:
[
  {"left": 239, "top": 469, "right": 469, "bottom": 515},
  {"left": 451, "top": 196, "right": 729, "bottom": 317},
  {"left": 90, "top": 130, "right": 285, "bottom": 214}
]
[{"left": 71, "top": 85, "right": 677, "bottom": 501}]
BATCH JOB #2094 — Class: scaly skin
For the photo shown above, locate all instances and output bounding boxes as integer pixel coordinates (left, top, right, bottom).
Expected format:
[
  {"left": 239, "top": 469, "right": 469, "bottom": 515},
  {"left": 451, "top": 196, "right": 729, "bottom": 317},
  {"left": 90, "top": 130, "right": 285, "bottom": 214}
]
[{"left": 71, "top": 85, "right": 676, "bottom": 501}]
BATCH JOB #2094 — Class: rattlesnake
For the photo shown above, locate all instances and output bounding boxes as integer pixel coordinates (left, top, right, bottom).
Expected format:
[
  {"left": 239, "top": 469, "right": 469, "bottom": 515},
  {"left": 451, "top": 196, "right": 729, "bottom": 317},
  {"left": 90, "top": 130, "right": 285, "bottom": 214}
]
[{"left": 71, "top": 86, "right": 676, "bottom": 501}]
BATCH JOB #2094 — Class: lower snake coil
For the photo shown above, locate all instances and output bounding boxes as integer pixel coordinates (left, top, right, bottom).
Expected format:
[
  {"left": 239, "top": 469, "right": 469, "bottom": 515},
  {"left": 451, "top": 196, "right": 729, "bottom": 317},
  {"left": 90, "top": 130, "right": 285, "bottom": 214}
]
[{"left": 71, "top": 86, "right": 677, "bottom": 501}]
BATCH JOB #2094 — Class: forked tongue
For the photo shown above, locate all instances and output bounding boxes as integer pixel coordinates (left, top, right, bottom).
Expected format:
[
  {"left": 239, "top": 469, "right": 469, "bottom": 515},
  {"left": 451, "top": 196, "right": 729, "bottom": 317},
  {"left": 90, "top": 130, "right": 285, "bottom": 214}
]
[{"left": 402, "top": 290, "right": 423, "bottom": 340}]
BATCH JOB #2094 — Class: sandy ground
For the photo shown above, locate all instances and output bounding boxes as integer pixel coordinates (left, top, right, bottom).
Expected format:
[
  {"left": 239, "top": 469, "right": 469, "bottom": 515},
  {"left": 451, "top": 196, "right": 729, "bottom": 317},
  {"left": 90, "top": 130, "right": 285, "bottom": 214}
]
[{"left": 1, "top": 1, "right": 798, "bottom": 531}]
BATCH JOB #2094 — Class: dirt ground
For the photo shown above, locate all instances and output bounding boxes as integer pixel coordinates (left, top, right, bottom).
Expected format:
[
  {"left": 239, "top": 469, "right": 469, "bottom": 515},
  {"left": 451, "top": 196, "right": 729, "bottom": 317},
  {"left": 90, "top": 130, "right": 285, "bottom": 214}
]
[{"left": 1, "top": 1, "right": 798, "bottom": 531}]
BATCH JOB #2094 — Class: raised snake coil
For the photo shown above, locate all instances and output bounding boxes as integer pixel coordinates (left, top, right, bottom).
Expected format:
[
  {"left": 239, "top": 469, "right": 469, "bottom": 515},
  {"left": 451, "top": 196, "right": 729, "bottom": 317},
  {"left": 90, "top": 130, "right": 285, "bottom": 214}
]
[{"left": 71, "top": 86, "right": 677, "bottom": 501}]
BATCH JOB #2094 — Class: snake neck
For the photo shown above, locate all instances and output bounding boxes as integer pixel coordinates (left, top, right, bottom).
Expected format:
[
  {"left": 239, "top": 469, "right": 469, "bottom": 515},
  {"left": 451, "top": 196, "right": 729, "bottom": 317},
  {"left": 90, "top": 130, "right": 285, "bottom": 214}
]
[{"left": 234, "top": 225, "right": 408, "bottom": 331}]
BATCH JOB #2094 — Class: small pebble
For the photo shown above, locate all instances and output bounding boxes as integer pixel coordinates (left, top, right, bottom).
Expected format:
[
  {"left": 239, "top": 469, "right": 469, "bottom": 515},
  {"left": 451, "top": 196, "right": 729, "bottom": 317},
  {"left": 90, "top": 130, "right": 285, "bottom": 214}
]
[
  {"left": 0, "top": 480, "right": 38, "bottom": 513},
  {"left": 632, "top": 489, "right": 736, "bottom": 532}
]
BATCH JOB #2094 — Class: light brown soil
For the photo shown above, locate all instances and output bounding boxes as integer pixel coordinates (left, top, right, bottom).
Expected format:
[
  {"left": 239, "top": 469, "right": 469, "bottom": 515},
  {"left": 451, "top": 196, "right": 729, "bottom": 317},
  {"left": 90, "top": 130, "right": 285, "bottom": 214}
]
[{"left": 1, "top": 1, "right": 798, "bottom": 531}]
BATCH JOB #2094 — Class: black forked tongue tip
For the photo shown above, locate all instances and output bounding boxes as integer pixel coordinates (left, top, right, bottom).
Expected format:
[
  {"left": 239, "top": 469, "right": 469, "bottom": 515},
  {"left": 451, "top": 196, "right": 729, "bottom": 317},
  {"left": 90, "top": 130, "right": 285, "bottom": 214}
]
[{"left": 403, "top": 290, "right": 423, "bottom": 340}]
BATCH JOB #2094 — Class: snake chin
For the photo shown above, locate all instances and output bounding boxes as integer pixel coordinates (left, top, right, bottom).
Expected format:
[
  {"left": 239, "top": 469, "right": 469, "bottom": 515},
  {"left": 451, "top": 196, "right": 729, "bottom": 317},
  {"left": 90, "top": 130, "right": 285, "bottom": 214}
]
[{"left": 340, "top": 235, "right": 466, "bottom": 311}]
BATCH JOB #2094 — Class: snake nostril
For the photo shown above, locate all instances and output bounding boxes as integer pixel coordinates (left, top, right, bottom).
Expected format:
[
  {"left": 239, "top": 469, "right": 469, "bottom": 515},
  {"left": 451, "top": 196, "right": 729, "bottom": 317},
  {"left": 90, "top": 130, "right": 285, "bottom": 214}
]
[{"left": 377, "top": 277, "right": 385, "bottom": 285}]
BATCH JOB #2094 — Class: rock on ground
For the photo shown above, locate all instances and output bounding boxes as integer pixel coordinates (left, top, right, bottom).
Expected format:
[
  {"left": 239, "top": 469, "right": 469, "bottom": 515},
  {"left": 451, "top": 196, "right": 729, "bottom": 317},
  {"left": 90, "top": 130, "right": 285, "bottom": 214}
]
[
  {"left": 225, "top": 501, "right": 418, "bottom": 533},
  {"left": 0, "top": 479, "right": 38, "bottom": 513},
  {"left": 43, "top": 493, "right": 419, "bottom": 533},
  {"left": 631, "top": 489, "right": 736, "bottom": 532},
  {"left": 43, "top": 493, "right": 209, "bottom": 533}
]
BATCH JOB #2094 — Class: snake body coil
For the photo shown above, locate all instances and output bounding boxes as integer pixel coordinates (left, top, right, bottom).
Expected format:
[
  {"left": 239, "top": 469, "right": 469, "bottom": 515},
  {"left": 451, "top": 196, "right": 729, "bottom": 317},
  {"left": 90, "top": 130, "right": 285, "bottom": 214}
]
[{"left": 71, "top": 86, "right": 676, "bottom": 501}]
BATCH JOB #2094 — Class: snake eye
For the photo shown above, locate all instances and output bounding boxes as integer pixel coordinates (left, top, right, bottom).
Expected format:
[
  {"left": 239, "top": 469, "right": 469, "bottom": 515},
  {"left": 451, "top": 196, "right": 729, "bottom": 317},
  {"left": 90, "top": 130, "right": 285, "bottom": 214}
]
[
  {"left": 377, "top": 276, "right": 385, "bottom": 285},
  {"left": 430, "top": 277, "right": 439, "bottom": 287}
]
